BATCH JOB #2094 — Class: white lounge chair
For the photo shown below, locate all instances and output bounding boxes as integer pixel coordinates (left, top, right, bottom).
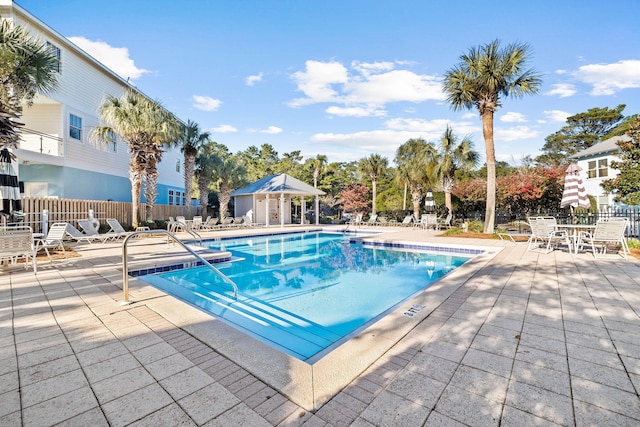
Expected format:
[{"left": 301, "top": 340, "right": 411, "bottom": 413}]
[
  {"left": 35, "top": 222, "right": 68, "bottom": 262},
  {"left": 67, "top": 222, "right": 112, "bottom": 244},
  {"left": 578, "top": 218, "right": 630, "bottom": 259},
  {"left": 416, "top": 214, "right": 438, "bottom": 230},
  {"left": 106, "top": 218, "right": 132, "bottom": 239},
  {"left": 398, "top": 215, "right": 414, "bottom": 227},
  {"left": 363, "top": 214, "right": 378, "bottom": 226}
]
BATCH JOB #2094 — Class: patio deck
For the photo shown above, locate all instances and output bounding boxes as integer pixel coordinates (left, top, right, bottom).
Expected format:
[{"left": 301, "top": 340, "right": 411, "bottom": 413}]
[{"left": 2, "top": 225, "right": 639, "bottom": 426}]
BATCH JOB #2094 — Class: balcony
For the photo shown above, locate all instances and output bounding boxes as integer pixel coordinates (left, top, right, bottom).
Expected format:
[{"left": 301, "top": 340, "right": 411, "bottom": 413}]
[{"left": 19, "top": 128, "right": 63, "bottom": 156}]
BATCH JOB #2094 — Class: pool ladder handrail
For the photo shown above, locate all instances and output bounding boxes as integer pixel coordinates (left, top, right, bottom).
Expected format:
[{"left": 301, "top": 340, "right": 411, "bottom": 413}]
[{"left": 121, "top": 229, "right": 238, "bottom": 304}]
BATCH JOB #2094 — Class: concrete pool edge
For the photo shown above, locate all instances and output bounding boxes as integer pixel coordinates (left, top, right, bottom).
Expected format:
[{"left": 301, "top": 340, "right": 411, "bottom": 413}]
[{"left": 140, "top": 239, "right": 503, "bottom": 411}]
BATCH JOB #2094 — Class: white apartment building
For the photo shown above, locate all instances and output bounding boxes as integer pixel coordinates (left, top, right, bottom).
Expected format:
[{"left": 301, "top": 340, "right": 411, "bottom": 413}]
[
  {"left": 570, "top": 135, "right": 631, "bottom": 210},
  {"left": 0, "top": 0, "right": 186, "bottom": 205}
]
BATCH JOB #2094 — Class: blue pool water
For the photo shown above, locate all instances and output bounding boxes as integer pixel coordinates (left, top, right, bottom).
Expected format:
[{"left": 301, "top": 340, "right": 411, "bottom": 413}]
[{"left": 137, "top": 232, "right": 476, "bottom": 360}]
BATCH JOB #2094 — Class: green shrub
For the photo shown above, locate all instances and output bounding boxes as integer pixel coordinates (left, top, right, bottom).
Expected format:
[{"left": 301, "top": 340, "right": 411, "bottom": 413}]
[{"left": 627, "top": 238, "right": 640, "bottom": 249}]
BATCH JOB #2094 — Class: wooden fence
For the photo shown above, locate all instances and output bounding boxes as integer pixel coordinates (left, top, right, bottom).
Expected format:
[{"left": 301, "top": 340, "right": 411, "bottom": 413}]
[{"left": 17, "top": 197, "right": 199, "bottom": 233}]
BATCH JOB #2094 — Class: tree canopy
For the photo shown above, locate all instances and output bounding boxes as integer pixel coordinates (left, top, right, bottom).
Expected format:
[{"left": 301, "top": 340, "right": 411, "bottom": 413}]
[
  {"left": 536, "top": 104, "right": 628, "bottom": 167},
  {"left": 601, "top": 115, "right": 640, "bottom": 205}
]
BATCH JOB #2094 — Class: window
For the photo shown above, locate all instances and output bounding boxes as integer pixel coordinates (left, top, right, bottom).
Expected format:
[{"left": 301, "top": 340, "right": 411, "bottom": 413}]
[
  {"left": 25, "top": 182, "right": 48, "bottom": 197},
  {"left": 46, "top": 42, "right": 61, "bottom": 73},
  {"left": 587, "top": 159, "right": 608, "bottom": 178},
  {"left": 169, "top": 190, "right": 185, "bottom": 206},
  {"left": 106, "top": 130, "right": 117, "bottom": 152},
  {"left": 175, "top": 159, "right": 181, "bottom": 173},
  {"left": 598, "top": 159, "right": 608, "bottom": 177},
  {"left": 69, "top": 114, "right": 82, "bottom": 140}
]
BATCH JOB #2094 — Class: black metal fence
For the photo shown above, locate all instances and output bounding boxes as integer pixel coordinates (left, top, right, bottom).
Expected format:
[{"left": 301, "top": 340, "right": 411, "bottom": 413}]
[{"left": 463, "top": 208, "right": 640, "bottom": 237}]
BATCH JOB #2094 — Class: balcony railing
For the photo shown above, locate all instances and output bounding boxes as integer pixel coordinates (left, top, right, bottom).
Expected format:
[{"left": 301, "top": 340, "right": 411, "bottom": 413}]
[{"left": 19, "top": 128, "right": 63, "bottom": 156}]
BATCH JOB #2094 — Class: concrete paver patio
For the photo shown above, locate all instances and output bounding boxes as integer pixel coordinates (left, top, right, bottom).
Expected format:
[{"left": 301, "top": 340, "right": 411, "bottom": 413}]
[{"left": 1, "top": 226, "right": 639, "bottom": 426}]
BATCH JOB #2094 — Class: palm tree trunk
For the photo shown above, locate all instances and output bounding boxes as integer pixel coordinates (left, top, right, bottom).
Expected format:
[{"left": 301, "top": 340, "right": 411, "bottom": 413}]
[
  {"left": 371, "top": 179, "right": 377, "bottom": 214},
  {"left": 197, "top": 175, "right": 209, "bottom": 218},
  {"left": 482, "top": 111, "right": 496, "bottom": 234},
  {"left": 144, "top": 158, "right": 158, "bottom": 221},
  {"left": 184, "top": 154, "right": 196, "bottom": 206},
  {"left": 442, "top": 176, "right": 454, "bottom": 214},
  {"left": 219, "top": 182, "right": 231, "bottom": 219},
  {"left": 410, "top": 185, "right": 422, "bottom": 219},
  {"left": 129, "top": 167, "right": 143, "bottom": 227}
]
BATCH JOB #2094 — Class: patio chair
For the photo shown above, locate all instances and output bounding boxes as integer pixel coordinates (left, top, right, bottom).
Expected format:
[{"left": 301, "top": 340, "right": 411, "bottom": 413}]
[
  {"left": 398, "top": 215, "right": 414, "bottom": 227},
  {"left": 376, "top": 216, "right": 390, "bottom": 226},
  {"left": 35, "top": 222, "right": 68, "bottom": 262},
  {"left": 192, "top": 216, "right": 203, "bottom": 230},
  {"left": 0, "top": 226, "right": 37, "bottom": 272},
  {"left": 363, "top": 214, "right": 378, "bottom": 226},
  {"left": 438, "top": 213, "right": 453, "bottom": 229},
  {"left": 416, "top": 214, "right": 438, "bottom": 230},
  {"left": 348, "top": 213, "right": 363, "bottom": 226},
  {"left": 200, "top": 217, "right": 220, "bottom": 230},
  {"left": 68, "top": 222, "right": 112, "bottom": 244},
  {"left": 527, "top": 217, "right": 571, "bottom": 254},
  {"left": 218, "top": 217, "right": 235, "bottom": 228},
  {"left": 106, "top": 218, "right": 132, "bottom": 239},
  {"left": 577, "top": 217, "right": 630, "bottom": 259}
]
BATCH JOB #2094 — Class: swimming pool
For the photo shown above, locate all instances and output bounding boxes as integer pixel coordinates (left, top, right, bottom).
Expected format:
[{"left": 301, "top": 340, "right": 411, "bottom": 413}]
[{"left": 137, "top": 231, "right": 477, "bottom": 361}]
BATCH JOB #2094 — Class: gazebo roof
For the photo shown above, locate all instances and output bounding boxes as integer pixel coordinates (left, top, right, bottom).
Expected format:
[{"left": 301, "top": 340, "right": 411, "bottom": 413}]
[{"left": 231, "top": 173, "right": 325, "bottom": 196}]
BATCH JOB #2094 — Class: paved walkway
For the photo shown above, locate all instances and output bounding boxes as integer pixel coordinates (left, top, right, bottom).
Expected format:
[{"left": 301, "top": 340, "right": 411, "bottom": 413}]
[{"left": 1, "top": 227, "right": 640, "bottom": 426}]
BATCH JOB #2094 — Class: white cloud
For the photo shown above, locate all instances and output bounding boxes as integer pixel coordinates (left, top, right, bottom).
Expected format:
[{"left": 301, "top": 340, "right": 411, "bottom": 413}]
[
  {"left": 289, "top": 60, "right": 349, "bottom": 107},
  {"left": 192, "top": 95, "right": 222, "bottom": 111},
  {"left": 261, "top": 126, "right": 282, "bottom": 134},
  {"left": 248, "top": 126, "right": 283, "bottom": 134},
  {"left": 210, "top": 124, "right": 237, "bottom": 133},
  {"left": 325, "top": 106, "right": 386, "bottom": 117},
  {"left": 494, "top": 126, "right": 539, "bottom": 142},
  {"left": 575, "top": 59, "right": 640, "bottom": 95},
  {"left": 288, "top": 60, "right": 444, "bottom": 109},
  {"left": 500, "top": 112, "right": 526, "bottom": 123},
  {"left": 542, "top": 110, "right": 570, "bottom": 123},
  {"left": 68, "top": 36, "right": 149, "bottom": 80},
  {"left": 351, "top": 60, "right": 394, "bottom": 77},
  {"left": 545, "top": 83, "right": 576, "bottom": 98},
  {"left": 245, "top": 72, "right": 263, "bottom": 86}
]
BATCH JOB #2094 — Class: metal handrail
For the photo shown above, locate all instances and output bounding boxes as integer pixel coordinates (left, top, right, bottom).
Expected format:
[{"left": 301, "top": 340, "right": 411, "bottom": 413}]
[{"left": 121, "top": 229, "right": 238, "bottom": 304}]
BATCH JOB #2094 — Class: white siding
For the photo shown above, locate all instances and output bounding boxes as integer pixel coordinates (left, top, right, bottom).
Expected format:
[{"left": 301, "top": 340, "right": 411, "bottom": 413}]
[{"left": 2, "top": 2, "right": 185, "bottom": 197}]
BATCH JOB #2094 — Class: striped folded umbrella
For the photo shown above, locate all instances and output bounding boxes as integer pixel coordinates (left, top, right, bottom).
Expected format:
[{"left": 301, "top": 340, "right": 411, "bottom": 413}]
[
  {"left": 0, "top": 147, "right": 22, "bottom": 216},
  {"left": 560, "top": 164, "right": 590, "bottom": 209},
  {"left": 424, "top": 189, "right": 436, "bottom": 211}
]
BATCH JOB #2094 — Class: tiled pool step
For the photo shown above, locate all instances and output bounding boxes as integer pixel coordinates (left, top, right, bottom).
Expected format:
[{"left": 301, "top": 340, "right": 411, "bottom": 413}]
[{"left": 140, "top": 273, "right": 343, "bottom": 360}]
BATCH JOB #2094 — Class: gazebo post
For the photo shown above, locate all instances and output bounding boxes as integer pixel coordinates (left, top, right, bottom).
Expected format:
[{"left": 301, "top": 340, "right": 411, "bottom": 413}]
[
  {"left": 301, "top": 197, "right": 306, "bottom": 225},
  {"left": 315, "top": 195, "right": 319, "bottom": 225},
  {"left": 265, "top": 194, "right": 270, "bottom": 227},
  {"left": 280, "top": 192, "right": 285, "bottom": 228}
]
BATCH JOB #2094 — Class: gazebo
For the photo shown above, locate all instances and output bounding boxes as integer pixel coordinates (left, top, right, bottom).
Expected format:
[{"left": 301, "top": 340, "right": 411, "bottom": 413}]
[{"left": 231, "top": 173, "right": 325, "bottom": 227}]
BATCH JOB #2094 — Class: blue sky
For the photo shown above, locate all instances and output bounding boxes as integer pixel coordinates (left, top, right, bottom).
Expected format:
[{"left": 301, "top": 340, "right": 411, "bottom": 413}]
[{"left": 16, "top": 0, "right": 640, "bottom": 165}]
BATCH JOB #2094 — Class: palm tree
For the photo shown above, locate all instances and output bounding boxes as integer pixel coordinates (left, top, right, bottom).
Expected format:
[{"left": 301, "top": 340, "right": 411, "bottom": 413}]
[
  {"left": 442, "top": 39, "right": 542, "bottom": 233},
  {"left": 434, "top": 126, "right": 479, "bottom": 215},
  {"left": 216, "top": 157, "right": 246, "bottom": 219},
  {"left": 195, "top": 142, "right": 221, "bottom": 218},
  {"left": 177, "top": 120, "right": 210, "bottom": 209},
  {"left": 94, "top": 89, "right": 181, "bottom": 226},
  {"left": 394, "top": 138, "right": 436, "bottom": 220},
  {"left": 358, "top": 154, "right": 387, "bottom": 215},
  {"left": 310, "top": 154, "right": 327, "bottom": 188},
  {"left": 0, "top": 21, "right": 58, "bottom": 150}
]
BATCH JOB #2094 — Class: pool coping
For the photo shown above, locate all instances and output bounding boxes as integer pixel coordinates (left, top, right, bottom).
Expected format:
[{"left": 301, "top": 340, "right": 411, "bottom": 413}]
[{"left": 138, "top": 233, "right": 502, "bottom": 410}]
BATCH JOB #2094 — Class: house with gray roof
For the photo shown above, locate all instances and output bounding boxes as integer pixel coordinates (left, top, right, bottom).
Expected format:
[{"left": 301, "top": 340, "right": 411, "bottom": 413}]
[{"left": 570, "top": 135, "right": 631, "bottom": 209}]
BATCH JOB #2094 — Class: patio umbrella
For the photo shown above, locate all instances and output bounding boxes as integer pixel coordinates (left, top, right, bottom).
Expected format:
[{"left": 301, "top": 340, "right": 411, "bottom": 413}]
[
  {"left": 0, "top": 147, "right": 22, "bottom": 219},
  {"left": 560, "top": 163, "right": 590, "bottom": 211},
  {"left": 424, "top": 189, "right": 436, "bottom": 212}
]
